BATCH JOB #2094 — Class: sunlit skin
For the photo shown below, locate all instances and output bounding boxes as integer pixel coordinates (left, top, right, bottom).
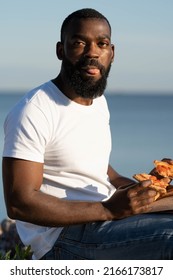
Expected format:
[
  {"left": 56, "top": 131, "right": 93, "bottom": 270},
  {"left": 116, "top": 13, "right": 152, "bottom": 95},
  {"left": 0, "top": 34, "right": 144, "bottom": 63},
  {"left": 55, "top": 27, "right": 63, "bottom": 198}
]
[
  {"left": 52, "top": 18, "right": 114, "bottom": 105},
  {"left": 61, "top": 19, "right": 114, "bottom": 76}
]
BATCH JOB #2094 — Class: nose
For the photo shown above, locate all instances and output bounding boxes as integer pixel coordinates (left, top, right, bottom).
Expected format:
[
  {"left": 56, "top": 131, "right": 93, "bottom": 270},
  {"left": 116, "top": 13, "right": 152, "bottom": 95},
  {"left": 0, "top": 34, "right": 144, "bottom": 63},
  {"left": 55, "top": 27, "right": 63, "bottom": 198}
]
[{"left": 84, "top": 42, "right": 99, "bottom": 59}]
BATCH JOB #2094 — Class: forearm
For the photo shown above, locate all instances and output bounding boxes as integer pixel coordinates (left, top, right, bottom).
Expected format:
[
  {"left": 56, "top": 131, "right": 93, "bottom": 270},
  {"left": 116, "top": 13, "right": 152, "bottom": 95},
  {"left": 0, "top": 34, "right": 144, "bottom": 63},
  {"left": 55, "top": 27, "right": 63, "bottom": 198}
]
[
  {"left": 111, "top": 176, "right": 136, "bottom": 189},
  {"left": 108, "top": 165, "right": 136, "bottom": 189},
  {"left": 148, "top": 196, "right": 173, "bottom": 213},
  {"left": 8, "top": 190, "right": 110, "bottom": 227}
]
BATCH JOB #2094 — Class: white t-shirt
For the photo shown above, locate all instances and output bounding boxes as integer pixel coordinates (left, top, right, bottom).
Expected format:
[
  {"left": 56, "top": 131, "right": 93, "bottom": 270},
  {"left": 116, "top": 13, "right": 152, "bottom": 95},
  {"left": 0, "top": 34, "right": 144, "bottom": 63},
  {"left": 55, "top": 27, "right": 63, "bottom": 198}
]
[{"left": 3, "top": 81, "right": 115, "bottom": 259}]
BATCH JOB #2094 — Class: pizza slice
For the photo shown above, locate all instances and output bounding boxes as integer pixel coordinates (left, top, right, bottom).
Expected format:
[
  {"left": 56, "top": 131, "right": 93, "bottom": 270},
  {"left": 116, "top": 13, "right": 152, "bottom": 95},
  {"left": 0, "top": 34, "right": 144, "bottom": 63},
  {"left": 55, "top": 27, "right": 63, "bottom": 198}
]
[
  {"left": 154, "top": 160, "right": 173, "bottom": 179},
  {"left": 133, "top": 173, "right": 170, "bottom": 200}
]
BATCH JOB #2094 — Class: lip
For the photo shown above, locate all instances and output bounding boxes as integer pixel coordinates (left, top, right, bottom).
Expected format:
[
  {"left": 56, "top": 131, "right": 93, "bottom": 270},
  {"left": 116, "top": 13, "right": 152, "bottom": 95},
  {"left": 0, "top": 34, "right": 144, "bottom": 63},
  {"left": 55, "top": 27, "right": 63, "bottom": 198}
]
[{"left": 81, "top": 66, "right": 100, "bottom": 76}]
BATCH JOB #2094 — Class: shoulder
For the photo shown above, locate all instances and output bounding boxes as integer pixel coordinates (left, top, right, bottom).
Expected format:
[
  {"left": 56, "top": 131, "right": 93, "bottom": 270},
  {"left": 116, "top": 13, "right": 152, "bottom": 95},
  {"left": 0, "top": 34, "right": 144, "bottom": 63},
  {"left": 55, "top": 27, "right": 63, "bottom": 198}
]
[
  {"left": 93, "top": 95, "right": 110, "bottom": 119},
  {"left": 5, "top": 81, "right": 62, "bottom": 123}
]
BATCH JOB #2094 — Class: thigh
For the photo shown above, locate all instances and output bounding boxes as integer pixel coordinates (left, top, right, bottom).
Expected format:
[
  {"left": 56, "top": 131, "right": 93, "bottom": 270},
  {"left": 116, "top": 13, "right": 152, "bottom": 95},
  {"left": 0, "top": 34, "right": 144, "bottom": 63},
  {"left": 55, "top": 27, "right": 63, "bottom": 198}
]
[
  {"left": 82, "top": 213, "right": 173, "bottom": 259},
  {"left": 43, "top": 213, "right": 173, "bottom": 259}
]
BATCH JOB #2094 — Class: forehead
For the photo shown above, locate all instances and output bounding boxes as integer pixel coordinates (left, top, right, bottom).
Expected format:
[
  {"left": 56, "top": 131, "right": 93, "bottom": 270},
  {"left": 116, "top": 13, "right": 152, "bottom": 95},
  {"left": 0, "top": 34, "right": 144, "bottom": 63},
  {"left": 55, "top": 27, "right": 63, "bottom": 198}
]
[{"left": 63, "top": 18, "right": 111, "bottom": 41}]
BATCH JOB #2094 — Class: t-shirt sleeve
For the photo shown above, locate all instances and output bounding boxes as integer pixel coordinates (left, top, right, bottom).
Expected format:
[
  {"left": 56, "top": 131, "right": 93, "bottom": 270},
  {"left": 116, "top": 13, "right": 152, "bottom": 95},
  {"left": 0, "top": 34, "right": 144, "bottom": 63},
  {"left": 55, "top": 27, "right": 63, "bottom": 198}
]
[{"left": 3, "top": 102, "right": 51, "bottom": 163}]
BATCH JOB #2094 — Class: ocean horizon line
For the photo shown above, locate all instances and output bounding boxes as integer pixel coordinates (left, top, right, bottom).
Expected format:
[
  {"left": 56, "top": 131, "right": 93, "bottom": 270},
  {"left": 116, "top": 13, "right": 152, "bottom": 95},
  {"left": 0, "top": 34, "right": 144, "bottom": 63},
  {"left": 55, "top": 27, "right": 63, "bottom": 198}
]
[{"left": 0, "top": 89, "right": 173, "bottom": 96}]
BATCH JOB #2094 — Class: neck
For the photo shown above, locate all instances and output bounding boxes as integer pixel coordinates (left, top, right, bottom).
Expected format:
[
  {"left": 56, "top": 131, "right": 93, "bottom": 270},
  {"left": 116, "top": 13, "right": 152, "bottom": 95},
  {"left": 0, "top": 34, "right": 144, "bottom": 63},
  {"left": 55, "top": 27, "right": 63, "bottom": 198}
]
[{"left": 52, "top": 75, "right": 93, "bottom": 106}]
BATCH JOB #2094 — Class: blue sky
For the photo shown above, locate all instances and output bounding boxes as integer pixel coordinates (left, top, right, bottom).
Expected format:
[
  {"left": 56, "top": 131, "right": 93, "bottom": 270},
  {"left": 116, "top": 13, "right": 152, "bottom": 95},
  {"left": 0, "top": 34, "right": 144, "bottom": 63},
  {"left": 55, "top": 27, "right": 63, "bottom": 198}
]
[{"left": 1, "top": 0, "right": 173, "bottom": 93}]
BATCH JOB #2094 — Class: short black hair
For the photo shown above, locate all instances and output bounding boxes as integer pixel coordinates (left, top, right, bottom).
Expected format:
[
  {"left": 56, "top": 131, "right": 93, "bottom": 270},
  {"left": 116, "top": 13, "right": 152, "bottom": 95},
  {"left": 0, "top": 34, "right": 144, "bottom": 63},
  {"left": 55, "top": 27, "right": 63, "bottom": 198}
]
[{"left": 60, "top": 8, "right": 111, "bottom": 42}]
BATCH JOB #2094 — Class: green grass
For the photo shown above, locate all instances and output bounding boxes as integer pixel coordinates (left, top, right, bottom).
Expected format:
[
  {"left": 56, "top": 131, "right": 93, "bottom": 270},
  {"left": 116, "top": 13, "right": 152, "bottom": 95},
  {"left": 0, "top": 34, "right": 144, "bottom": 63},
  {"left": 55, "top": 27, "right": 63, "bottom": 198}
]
[{"left": 0, "top": 244, "right": 32, "bottom": 260}]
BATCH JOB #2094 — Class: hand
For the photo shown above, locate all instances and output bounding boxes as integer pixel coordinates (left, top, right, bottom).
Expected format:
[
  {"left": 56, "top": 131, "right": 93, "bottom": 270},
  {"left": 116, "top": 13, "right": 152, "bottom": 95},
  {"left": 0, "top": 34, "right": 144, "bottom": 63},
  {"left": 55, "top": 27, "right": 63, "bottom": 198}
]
[
  {"left": 128, "top": 180, "right": 157, "bottom": 214},
  {"left": 102, "top": 180, "right": 157, "bottom": 219}
]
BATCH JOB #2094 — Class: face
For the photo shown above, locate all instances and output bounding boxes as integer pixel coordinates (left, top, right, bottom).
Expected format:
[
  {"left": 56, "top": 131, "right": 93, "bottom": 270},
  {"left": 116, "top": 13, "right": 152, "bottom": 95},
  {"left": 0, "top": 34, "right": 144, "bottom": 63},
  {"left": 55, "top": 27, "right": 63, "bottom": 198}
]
[{"left": 57, "top": 18, "right": 114, "bottom": 99}]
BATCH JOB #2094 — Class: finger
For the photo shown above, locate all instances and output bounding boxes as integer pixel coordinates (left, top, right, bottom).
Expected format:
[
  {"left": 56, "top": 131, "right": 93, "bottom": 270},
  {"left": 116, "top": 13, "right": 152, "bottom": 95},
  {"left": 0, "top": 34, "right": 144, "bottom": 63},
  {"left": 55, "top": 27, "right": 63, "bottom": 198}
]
[
  {"left": 130, "top": 196, "right": 155, "bottom": 207},
  {"left": 130, "top": 194, "right": 156, "bottom": 209},
  {"left": 132, "top": 204, "right": 153, "bottom": 214},
  {"left": 128, "top": 180, "right": 152, "bottom": 198},
  {"left": 131, "top": 196, "right": 156, "bottom": 213},
  {"left": 140, "top": 188, "right": 157, "bottom": 198},
  {"left": 140, "top": 180, "right": 152, "bottom": 188}
]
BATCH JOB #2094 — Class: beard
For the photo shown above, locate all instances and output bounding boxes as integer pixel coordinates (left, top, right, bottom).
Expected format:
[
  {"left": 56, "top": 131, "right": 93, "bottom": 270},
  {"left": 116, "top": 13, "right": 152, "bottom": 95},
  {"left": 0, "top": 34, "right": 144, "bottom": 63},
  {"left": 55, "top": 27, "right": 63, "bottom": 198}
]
[{"left": 61, "top": 56, "right": 111, "bottom": 99}]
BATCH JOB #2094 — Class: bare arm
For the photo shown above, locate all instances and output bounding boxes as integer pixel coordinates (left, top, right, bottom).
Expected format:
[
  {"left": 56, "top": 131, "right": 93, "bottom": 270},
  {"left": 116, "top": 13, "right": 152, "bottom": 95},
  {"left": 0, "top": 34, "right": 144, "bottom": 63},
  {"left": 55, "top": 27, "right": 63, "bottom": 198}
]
[
  {"left": 149, "top": 196, "right": 173, "bottom": 213},
  {"left": 107, "top": 164, "right": 136, "bottom": 188},
  {"left": 3, "top": 158, "right": 108, "bottom": 226},
  {"left": 2, "top": 158, "right": 157, "bottom": 226}
]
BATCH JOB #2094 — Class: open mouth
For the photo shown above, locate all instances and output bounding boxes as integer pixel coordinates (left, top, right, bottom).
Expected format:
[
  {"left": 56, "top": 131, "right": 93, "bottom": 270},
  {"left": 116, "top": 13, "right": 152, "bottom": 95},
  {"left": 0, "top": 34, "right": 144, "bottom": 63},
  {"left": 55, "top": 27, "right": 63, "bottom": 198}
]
[{"left": 81, "top": 66, "right": 100, "bottom": 76}]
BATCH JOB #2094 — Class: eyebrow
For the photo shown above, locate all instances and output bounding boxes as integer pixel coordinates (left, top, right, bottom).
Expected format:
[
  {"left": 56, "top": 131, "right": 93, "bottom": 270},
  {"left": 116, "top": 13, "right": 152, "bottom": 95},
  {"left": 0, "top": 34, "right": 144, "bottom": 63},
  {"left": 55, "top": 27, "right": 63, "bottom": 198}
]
[{"left": 71, "top": 34, "right": 111, "bottom": 41}]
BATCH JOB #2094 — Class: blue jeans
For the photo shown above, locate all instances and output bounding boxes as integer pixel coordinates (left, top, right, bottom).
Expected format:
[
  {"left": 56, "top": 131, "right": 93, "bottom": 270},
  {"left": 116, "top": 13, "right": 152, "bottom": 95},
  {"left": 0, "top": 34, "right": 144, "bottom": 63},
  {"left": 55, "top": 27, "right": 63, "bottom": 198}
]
[{"left": 41, "top": 213, "right": 173, "bottom": 259}]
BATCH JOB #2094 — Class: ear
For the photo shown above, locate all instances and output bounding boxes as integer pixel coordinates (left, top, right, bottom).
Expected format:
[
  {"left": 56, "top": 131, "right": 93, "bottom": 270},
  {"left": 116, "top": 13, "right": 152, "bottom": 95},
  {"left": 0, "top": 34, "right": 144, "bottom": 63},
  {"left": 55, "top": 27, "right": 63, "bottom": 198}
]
[
  {"left": 56, "top": 42, "right": 64, "bottom": 60},
  {"left": 111, "top": 44, "right": 115, "bottom": 63}
]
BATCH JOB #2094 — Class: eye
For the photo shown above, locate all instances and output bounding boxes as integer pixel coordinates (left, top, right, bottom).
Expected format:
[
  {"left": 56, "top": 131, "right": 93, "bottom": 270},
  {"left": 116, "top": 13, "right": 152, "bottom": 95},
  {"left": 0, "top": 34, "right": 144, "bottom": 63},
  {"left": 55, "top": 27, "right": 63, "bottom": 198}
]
[
  {"left": 73, "top": 41, "right": 86, "bottom": 47},
  {"left": 98, "top": 41, "right": 109, "bottom": 48}
]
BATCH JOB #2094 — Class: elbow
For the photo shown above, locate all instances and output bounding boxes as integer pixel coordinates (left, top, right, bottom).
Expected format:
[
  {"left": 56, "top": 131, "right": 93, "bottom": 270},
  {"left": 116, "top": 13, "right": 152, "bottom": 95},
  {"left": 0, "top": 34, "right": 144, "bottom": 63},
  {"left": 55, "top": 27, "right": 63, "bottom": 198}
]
[
  {"left": 5, "top": 194, "right": 27, "bottom": 221},
  {"left": 6, "top": 203, "right": 20, "bottom": 220}
]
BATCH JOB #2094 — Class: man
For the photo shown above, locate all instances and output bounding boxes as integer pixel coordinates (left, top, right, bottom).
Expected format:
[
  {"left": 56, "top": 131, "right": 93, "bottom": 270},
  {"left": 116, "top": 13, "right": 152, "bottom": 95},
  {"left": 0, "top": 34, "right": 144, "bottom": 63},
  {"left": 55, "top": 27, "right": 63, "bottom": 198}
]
[{"left": 2, "top": 8, "right": 173, "bottom": 260}]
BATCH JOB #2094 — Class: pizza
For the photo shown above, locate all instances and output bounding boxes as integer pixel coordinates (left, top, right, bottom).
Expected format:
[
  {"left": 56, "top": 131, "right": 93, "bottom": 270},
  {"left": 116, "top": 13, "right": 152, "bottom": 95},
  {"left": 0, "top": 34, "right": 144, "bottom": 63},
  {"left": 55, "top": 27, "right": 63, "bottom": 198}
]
[
  {"left": 154, "top": 160, "right": 173, "bottom": 179},
  {"left": 133, "top": 173, "right": 170, "bottom": 200},
  {"left": 133, "top": 160, "right": 173, "bottom": 200}
]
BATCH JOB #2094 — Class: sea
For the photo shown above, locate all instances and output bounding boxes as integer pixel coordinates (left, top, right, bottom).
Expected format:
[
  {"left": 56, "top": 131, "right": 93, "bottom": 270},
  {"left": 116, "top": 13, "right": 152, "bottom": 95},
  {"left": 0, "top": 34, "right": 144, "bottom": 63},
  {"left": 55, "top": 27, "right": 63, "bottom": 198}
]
[{"left": 0, "top": 91, "right": 173, "bottom": 222}]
